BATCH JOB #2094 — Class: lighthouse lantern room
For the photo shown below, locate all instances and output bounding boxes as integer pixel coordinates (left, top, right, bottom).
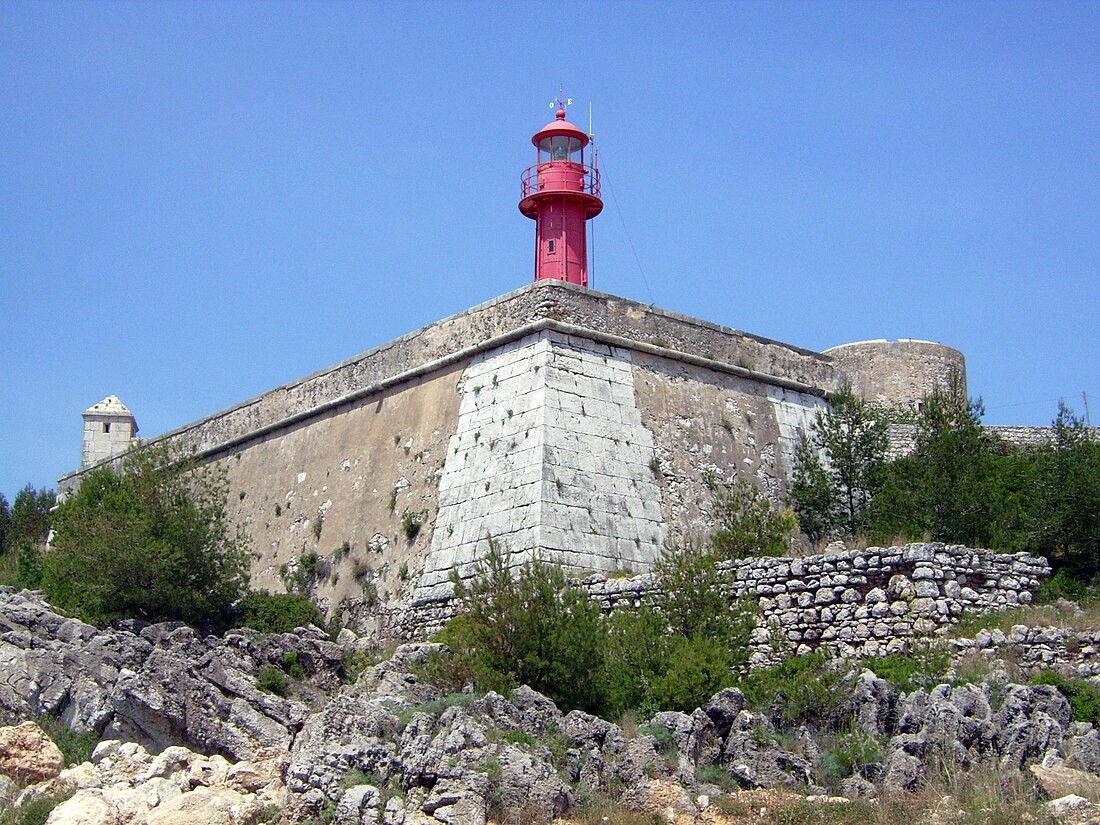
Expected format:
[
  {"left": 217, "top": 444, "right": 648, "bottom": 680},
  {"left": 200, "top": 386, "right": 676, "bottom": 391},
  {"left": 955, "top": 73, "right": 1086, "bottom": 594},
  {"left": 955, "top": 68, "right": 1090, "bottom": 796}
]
[{"left": 519, "top": 97, "right": 603, "bottom": 287}]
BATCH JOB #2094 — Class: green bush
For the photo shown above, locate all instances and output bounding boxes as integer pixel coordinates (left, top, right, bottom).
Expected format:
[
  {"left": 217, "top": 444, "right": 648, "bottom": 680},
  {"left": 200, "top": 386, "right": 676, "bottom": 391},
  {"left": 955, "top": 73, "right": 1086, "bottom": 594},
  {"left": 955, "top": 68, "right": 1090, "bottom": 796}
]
[
  {"left": 740, "top": 652, "right": 857, "bottom": 732},
  {"left": 601, "top": 542, "right": 755, "bottom": 717},
  {"left": 401, "top": 510, "right": 426, "bottom": 542},
  {"left": 256, "top": 666, "right": 289, "bottom": 697},
  {"left": 1037, "top": 569, "right": 1094, "bottom": 604},
  {"left": 437, "top": 543, "right": 607, "bottom": 715},
  {"left": 862, "top": 643, "right": 950, "bottom": 693},
  {"left": 15, "top": 540, "right": 44, "bottom": 589},
  {"left": 651, "top": 635, "right": 740, "bottom": 713},
  {"left": 1030, "top": 670, "right": 1100, "bottom": 725},
  {"left": 281, "top": 650, "right": 305, "bottom": 679},
  {"left": 816, "top": 720, "right": 883, "bottom": 784},
  {"left": 707, "top": 475, "right": 798, "bottom": 559},
  {"left": 44, "top": 445, "right": 250, "bottom": 632},
  {"left": 235, "top": 591, "right": 322, "bottom": 634},
  {"left": 284, "top": 551, "right": 322, "bottom": 595}
]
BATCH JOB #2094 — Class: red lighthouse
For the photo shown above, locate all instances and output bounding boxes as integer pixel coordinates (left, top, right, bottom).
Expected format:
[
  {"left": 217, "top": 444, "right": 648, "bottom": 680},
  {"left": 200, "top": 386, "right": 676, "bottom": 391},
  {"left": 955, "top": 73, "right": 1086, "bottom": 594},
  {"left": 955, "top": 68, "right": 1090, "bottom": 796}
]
[{"left": 519, "top": 98, "right": 603, "bottom": 287}]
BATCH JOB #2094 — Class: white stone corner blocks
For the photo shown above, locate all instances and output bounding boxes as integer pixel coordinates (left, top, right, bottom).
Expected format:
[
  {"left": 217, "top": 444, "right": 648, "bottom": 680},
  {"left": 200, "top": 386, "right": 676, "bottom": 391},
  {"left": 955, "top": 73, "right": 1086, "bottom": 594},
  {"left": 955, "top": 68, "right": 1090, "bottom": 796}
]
[{"left": 415, "top": 331, "right": 667, "bottom": 602}]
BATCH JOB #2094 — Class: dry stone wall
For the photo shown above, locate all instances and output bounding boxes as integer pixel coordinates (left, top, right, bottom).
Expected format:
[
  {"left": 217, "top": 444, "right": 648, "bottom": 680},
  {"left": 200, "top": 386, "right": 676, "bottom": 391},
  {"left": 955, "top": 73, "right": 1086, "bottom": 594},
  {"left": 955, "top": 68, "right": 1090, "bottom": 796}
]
[
  {"left": 951, "top": 624, "right": 1100, "bottom": 679},
  {"left": 585, "top": 543, "right": 1049, "bottom": 664}
]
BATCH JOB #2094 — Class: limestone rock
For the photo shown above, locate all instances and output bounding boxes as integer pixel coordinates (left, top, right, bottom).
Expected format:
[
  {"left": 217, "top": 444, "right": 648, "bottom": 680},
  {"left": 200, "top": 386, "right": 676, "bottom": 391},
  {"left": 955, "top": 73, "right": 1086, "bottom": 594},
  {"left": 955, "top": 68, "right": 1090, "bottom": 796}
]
[
  {"left": 721, "top": 711, "right": 812, "bottom": 788},
  {"left": 45, "top": 789, "right": 124, "bottom": 825},
  {"left": 0, "top": 721, "right": 64, "bottom": 783},
  {"left": 1047, "top": 795, "right": 1100, "bottom": 825},
  {"left": 286, "top": 693, "right": 400, "bottom": 797},
  {"left": 145, "top": 785, "right": 263, "bottom": 825},
  {"left": 335, "top": 784, "right": 384, "bottom": 825},
  {"left": 1030, "top": 763, "right": 1100, "bottom": 801},
  {"left": 0, "top": 589, "right": 342, "bottom": 761}
]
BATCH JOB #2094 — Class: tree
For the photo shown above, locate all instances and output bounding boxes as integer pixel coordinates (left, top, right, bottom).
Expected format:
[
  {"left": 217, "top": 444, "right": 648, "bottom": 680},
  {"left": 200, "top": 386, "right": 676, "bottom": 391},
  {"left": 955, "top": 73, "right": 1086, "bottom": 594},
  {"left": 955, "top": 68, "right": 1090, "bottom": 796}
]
[
  {"left": 788, "top": 385, "right": 889, "bottom": 540},
  {"left": 1031, "top": 403, "right": 1100, "bottom": 581},
  {"left": 439, "top": 542, "right": 607, "bottom": 714},
  {"left": 10, "top": 484, "right": 55, "bottom": 549},
  {"left": 788, "top": 435, "right": 835, "bottom": 545},
  {"left": 44, "top": 445, "right": 250, "bottom": 631},
  {"left": 0, "top": 494, "right": 10, "bottom": 555},
  {"left": 707, "top": 475, "right": 798, "bottom": 559},
  {"left": 910, "top": 375, "right": 995, "bottom": 543},
  {"left": 0, "top": 484, "right": 55, "bottom": 589},
  {"left": 864, "top": 373, "right": 1034, "bottom": 549}
]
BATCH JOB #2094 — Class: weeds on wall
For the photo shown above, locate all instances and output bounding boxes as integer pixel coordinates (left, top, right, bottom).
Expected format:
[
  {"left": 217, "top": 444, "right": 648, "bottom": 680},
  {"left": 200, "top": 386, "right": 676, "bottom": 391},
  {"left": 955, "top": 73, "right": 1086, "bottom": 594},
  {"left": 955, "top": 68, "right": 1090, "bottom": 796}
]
[
  {"left": 402, "top": 510, "right": 427, "bottom": 542},
  {"left": 283, "top": 551, "right": 322, "bottom": 596}
]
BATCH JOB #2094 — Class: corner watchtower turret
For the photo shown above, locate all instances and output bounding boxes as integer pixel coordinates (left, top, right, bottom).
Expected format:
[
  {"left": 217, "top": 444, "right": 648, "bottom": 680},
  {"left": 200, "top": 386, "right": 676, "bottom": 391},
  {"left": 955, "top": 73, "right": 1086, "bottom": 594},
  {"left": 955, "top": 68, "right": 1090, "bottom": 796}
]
[{"left": 81, "top": 395, "right": 139, "bottom": 468}]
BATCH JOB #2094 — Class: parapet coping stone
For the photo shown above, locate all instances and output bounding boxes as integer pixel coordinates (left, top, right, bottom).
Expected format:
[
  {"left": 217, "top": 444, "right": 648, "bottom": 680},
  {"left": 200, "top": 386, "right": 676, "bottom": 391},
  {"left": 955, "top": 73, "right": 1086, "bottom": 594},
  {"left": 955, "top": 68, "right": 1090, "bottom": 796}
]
[{"left": 61, "top": 281, "right": 841, "bottom": 484}]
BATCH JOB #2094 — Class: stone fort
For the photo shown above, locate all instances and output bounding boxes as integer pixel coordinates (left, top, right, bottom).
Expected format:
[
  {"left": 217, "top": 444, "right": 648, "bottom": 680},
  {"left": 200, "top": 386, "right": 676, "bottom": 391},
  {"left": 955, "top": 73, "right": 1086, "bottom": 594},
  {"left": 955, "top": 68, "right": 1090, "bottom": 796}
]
[
  {"left": 57, "top": 104, "right": 1056, "bottom": 644},
  {"left": 59, "top": 281, "right": 972, "bottom": 636}
]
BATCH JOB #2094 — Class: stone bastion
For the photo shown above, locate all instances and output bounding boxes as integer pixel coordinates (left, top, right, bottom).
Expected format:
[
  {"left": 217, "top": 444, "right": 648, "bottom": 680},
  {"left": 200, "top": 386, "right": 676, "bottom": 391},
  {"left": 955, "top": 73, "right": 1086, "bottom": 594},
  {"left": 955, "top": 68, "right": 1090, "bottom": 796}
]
[{"left": 59, "top": 281, "right": 981, "bottom": 642}]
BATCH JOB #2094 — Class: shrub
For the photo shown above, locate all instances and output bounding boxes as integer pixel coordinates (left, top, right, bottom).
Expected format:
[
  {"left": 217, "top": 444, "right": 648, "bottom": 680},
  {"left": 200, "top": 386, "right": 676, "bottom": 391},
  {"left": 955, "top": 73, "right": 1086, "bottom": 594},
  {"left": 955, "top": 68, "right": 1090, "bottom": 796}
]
[
  {"left": 862, "top": 643, "right": 950, "bottom": 693},
  {"left": 602, "top": 543, "right": 755, "bottom": 716},
  {"left": 651, "top": 635, "right": 740, "bottom": 713},
  {"left": 256, "top": 666, "right": 289, "bottom": 697},
  {"left": 44, "top": 445, "right": 250, "bottom": 632},
  {"left": 707, "top": 475, "right": 798, "bottom": 559},
  {"left": 284, "top": 551, "right": 322, "bottom": 595},
  {"left": 740, "top": 652, "right": 857, "bottom": 732},
  {"left": 234, "top": 591, "right": 322, "bottom": 634},
  {"left": 1037, "top": 568, "right": 1094, "bottom": 604},
  {"left": 437, "top": 542, "right": 607, "bottom": 715},
  {"left": 816, "top": 720, "right": 883, "bottom": 784},
  {"left": 281, "top": 650, "right": 306, "bottom": 679},
  {"left": 1030, "top": 670, "right": 1100, "bottom": 725}
]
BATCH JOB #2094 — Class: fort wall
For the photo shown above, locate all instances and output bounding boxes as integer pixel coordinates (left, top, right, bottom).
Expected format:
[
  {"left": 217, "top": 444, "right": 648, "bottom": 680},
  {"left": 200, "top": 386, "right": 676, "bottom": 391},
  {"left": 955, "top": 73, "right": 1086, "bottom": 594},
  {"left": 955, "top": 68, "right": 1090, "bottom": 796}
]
[{"left": 59, "top": 282, "right": 973, "bottom": 639}]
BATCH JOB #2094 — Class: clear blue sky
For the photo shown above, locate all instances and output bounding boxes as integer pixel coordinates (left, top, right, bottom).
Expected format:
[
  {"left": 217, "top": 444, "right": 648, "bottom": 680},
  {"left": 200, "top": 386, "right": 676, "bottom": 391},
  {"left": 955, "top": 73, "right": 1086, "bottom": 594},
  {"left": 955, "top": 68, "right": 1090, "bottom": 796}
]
[{"left": 2, "top": 0, "right": 1098, "bottom": 498}]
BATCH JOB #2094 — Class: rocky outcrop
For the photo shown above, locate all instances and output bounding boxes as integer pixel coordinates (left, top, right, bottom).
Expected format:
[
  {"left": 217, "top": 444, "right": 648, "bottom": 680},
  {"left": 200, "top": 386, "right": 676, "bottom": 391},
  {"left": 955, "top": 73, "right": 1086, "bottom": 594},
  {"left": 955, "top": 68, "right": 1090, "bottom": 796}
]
[
  {"left": 32, "top": 729, "right": 285, "bottom": 825},
  {"left": 4, "top": 588, "right": 1100, "bottom": 823},
  {"left": 0, "top": 588, "right": 343, "bottom": 760}
]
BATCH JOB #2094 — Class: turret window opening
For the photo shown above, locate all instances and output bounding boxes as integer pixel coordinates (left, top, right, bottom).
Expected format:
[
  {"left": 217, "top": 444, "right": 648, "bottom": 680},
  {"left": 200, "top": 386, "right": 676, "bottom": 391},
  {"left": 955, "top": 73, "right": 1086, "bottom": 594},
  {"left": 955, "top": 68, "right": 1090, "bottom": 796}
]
[
  {"left": 548, "top": 240, "right": 556, "bottom": 253},
  {"left": 103, "top": 422, "right": 111, "bottom": 433}
]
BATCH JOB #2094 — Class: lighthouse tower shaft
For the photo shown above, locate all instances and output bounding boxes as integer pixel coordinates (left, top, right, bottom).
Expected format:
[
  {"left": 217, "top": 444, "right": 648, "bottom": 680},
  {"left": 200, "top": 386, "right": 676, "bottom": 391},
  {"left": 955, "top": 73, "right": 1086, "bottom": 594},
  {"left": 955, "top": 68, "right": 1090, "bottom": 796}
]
[{"left": 519, "top": 105, "right": 603, "bottom": 287}]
